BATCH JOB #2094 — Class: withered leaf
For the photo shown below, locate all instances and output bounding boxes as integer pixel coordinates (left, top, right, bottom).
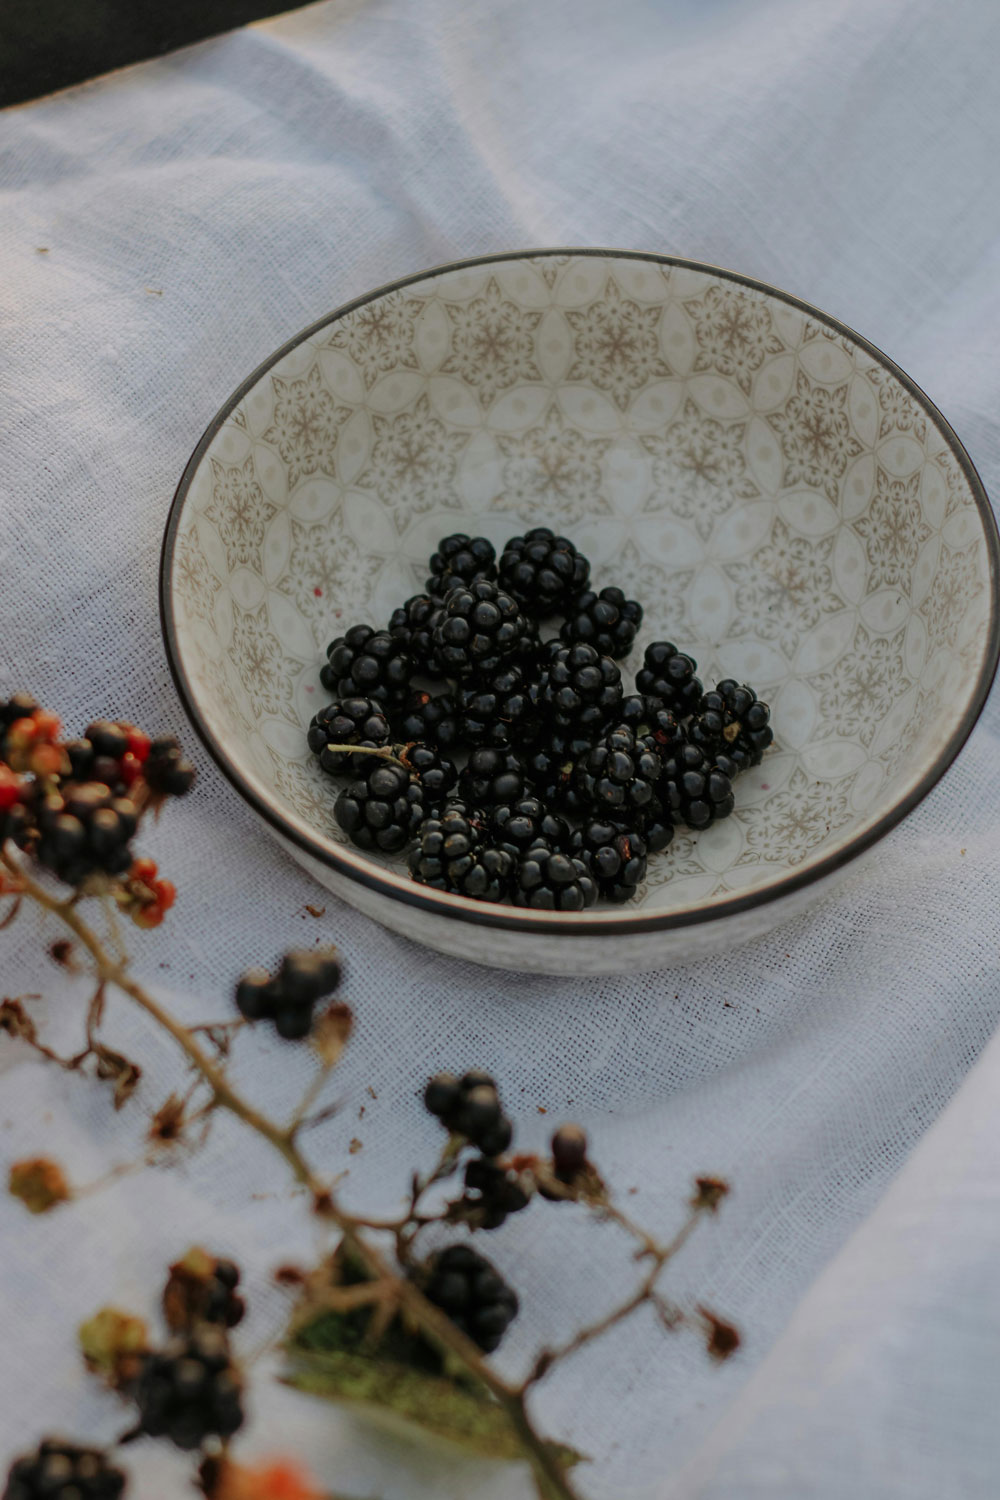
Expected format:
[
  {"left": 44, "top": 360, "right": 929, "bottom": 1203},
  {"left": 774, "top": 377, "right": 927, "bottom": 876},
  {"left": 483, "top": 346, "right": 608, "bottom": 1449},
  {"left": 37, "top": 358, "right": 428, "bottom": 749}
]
[
  {"left": 149, "top": 1093, "right": 186, "bottom": 1144},
  {"left": 312, "top": 1001, "right": 354, "bottom": 1067},
  {"left": 9, "top": 1157, "right": 70, "bottom": 1214},
  {"left": 0, "top": 998, "right": 37, "bottom": 1045},
  {"left": 92, "top": 1043, "right": 141, "bottom": 1110}
]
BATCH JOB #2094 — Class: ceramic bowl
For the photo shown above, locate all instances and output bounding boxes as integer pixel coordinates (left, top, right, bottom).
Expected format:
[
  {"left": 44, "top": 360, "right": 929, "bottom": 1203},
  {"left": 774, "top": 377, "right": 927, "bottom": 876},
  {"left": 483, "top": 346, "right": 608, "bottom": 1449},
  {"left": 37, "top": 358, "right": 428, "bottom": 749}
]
[{"left": 160, "top": 250, "right": 999, "bottom": 974}]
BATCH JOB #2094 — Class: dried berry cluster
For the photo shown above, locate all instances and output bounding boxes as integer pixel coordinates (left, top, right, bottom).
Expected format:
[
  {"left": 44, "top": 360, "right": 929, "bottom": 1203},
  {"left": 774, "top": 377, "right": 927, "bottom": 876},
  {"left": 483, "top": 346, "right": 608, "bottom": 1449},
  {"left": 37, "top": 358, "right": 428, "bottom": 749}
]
[
  {"left": 0, "top": 698, "right": 195, "bottom": 924},
  {"left": 307, "top": 527, "right": 773, "bottom": 908}
]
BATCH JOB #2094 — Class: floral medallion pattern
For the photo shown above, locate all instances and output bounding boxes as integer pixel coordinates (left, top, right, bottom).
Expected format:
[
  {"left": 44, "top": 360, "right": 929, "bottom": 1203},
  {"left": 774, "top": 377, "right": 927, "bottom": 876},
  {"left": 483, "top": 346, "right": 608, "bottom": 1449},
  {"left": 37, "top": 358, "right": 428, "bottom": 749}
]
[{"left": 168, "top": 254, "right": 995, "bottom": 927}]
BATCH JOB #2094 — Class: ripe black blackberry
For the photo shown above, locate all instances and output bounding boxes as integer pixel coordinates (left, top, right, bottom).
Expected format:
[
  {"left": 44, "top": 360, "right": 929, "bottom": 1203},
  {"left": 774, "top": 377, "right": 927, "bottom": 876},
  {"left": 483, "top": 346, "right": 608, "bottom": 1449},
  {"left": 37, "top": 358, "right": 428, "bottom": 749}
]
[
  {"left": 618, "top": 693, "right": 686, "bottom": 756},
  {"left": 423, "top": 1069, "right": 513, "bottom": 1156},
  {"left": 334, "top": 759, "right": 426, "bottom": 854},
  {"left": 538, "top": 643, "right": 623, "bottom": 733},
  {"left": 143, "top": 735, "right": 196, "bottom": 797},
  {"left": 458, "top": 747, "right": 526, "bottom": 808},
  {"left": 426, "top": 533, "right": 497, "bottom": 596},
  {"left": 307, "top": 697, "right": 392, "bottom": 774},
  {"left": 462, "top": 1156, "right": 529, "bottom": 1229},
  {"left": 388, "top": 593, "right": 444, "bottom": 674},
  {"left": 455, "top": 664, "right": 539, "bottom": 749},
  {"left": 419, "top": 1244, "right": 519, "bottom": 1353},
  {"left": 524, "top": 724, "right": 595, "bottom": 815},
  {"left": 431, "top": 580, "right": 530, "bottom": 680},
  {"left": 3, "top": 1440, "right": 126, "bottom": 1500},
  {"left": 396, "top": 741, "right": 458, "bottom": 805},
  {"left": 33, "top": 782, "right": 138, "bottom": 885},
  {"left": 569, "top": 818, "right": 648, "bottom": 903},
  {"left": 512, "top": 845, "right": 597, "bottom": 911},
  {"left": 321, "top": 625, "right": 412, "bottom": 707},
  {"left": 660, "top": 743, "right": 736, "bottom": 830},
  {"left": 235, "top": 948, "right": 341, "bottom": 1040},
  {"left": 491, "top": 797, "right": 569, "bottom": 862},
  {"left": 497, "top": 526, "right": 590, "bottom": 614},
  {"left": 163, "top": 1252, "right": 245, "bottom": 1333},
  {"left": 0, "top": 693, "right": 39, "bottom": 731},
  {"left": 559, "top": 586, "right": 643, "bottom": 659},
  {"left": 574, "top": 725, "right": 662, "bottom": 817},
  {"left": 688, "top": 680, "right": 774, "bottom": 769},
  {"left": 636, "top": 641, "right": 704, "bottom": 716},
  {"left": 134, "top": 1326, "right": 243, "bottom": 1450},
  {"left": 409, "top": 802, "right": 511, "bottom": 902},
  {"left": 394, "top": 689, "right": 460, "bottom": 751}
]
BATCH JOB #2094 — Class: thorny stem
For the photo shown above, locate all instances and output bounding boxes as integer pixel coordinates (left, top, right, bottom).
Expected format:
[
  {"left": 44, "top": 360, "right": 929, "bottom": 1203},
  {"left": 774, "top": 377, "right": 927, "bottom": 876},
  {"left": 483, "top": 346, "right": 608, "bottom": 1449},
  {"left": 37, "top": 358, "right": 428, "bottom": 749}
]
[{"left": 0, "top": 849, "right": 578, "bottom": 1500}]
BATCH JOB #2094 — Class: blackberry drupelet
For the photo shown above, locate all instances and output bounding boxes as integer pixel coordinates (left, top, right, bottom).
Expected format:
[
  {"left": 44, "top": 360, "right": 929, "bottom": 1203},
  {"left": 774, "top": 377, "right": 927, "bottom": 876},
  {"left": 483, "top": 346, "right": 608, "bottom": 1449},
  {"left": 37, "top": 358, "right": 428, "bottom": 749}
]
[
  {"left": 431, "top": 580, "right": 530, "bottom": 680},
  {"left": 235, "top": 948, "right": 341, "bottom": 1040},
  {"left": 455, "top": 664, "right": 538, "bottom": 749},
  {"left": 334, "top": 759, "right": 425, "bottom": 854},
  {"left": 409, "top": 802, "right": 511, "bottom": 901},
  {"left": 423, "top": 1068, "right": 513, "bottom": 1156},
  {"left": 134, "top": 1326, "right": 243, "bottom": 1449},
  {"left": 635, "top": 641, "right": 704, "bottom": 716},
  {"left": 458, "top": 747, "right": 526, "bottom": 807},
  {"left": 307, "top": 697, "right": 392, "bottom": 774},
  {"left": 462, "top": 1156, "right": 530, "bottom": 1229},
  {"left": 144, "top": 736, "right": 197, "bottom": 797},
  {"left": 569, "top": 818, "right": 648, "bottom": 903},
  {"left": 512, "top": 845, "right": 597, "bottom": 911},
  {"left": 491, "top": 797, "right": 569, "bottom": 862},
  {"left": 388, "top": 594, "right": 444, "bottom": 674},
  {"left": 395, "top": 690, "right": 460, "bottom": 751},
  {"left": 688, "top": 680, "right": 774, "bottom": 769},
  {"left": 559, "top": 586, "right": 643, "bottom": 659},
  {"left": 497, "top": 526, "right": 590, "bottom": 614},
  {"left": 33, "top": 782, "right": 138, "bottom": 885},
  {"left": 660, "top": 743, "right": 736, "bottom": 830},
  {"left": 538, "top": 643, "right": 623, "bottom": 733},
  {"left": 322, "top": 627, "right": 412, "bottom": 708},
  {"left": 426, "top": 533, "right": 497, "bottom": 596},
  {"left": 574, "top": 725, "right": 662, "bottom": 817},
  {"left": 419, "top": 1244, "right": 519, "bottom": 1353},
  {"left": 3, "top": 1440, "right": 126, "bottom": 1500}
]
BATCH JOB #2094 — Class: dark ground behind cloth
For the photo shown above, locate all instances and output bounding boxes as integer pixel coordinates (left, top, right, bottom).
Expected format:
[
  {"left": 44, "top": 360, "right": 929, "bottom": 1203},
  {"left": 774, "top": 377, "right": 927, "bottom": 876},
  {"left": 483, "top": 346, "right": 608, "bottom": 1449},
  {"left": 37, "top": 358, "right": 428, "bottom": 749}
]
[{"left": 1, "top": 0, "right": 310, "bottom": 107}]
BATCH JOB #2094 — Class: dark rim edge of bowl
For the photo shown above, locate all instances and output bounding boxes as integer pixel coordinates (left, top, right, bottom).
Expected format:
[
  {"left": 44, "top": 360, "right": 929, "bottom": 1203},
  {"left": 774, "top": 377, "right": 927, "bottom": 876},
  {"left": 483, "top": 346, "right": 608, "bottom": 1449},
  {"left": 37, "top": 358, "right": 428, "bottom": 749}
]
[{"left": 159, "top": 247, "right": 1000, "bottom": 939}]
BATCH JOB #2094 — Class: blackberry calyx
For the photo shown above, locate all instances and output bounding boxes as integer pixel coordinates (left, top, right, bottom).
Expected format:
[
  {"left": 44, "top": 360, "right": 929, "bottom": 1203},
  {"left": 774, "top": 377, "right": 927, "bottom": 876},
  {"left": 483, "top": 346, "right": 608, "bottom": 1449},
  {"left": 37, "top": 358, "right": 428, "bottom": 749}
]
[
  {"left": 426, "top": 533, "right": 497, "bottom": 596},
  {"left": 308, "top": 697, "right": 392, "bottom": 774},
  {"left": 512, "top": 845, "right": 597, "bottom": 911},
  {"left": 420, "top": 1244, "right": 519, "bottom": 1353},
  {"left": 635, "top": 641, "right": 704, "bottom": 716},
  {"left": 135, "top": 1326, "right": 243, "bottom": 1450},
  {"left": 423, "top": 1069, "right": 513, "bottom": 1156},
  {"left": 559, "top": 586, "right": 643, "bottom": 659},
  {"left": 3, "top": 1441, "right": 126, "bottom": 1500},
  {"left": 431, "top": 580, "right": 530, "bottom": 680},
  {"left": 497, "top": 527, "right": 590, "bottom": 615}
]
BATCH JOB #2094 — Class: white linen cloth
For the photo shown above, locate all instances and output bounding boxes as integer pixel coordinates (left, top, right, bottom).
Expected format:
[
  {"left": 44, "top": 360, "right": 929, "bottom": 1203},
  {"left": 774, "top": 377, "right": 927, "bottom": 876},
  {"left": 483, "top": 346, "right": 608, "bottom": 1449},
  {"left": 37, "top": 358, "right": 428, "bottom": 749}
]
[{"left": 1, "top": 1, "right": 999, "bottom": 1495}]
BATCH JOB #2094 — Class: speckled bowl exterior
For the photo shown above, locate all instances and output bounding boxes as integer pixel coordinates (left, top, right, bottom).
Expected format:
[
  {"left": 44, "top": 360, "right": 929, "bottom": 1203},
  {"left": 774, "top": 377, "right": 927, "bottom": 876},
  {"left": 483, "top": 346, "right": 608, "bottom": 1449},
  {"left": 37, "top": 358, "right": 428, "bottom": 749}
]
[{"left": 161, "top": 251, "right": 999, "bottom": 974}]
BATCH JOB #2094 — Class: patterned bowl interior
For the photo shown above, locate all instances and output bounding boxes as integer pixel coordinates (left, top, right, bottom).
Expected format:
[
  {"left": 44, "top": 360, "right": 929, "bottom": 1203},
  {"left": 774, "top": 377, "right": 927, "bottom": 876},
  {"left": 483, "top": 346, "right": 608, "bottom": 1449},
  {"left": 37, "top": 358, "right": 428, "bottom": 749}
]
[{"left": 165, "top": 253, "right": 996, "bottom": 924}]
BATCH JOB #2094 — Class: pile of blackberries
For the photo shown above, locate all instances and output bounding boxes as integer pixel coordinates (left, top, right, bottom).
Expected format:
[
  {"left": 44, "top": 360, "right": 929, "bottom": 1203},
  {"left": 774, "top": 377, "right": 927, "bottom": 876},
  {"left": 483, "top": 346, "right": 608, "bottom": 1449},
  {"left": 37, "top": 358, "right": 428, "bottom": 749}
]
[
  {"left": 134, "top": 1327, "right": 243, "bottom": 1451},
  {"left": 235, "top": 947, "right": 342, "bottom": 1040},
  {"left": 2, "top": 1441, "right": 126, "bottom": 1500},
  {"left": 308, "top": 527, "right": 773, "bottom": 907}
]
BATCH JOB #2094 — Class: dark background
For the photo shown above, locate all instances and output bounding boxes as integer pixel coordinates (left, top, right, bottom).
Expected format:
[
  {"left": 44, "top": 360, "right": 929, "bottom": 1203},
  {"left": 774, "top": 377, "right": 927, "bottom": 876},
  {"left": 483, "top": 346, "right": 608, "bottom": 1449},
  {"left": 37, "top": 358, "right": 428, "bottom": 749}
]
[{"left": 1, "top": 0, "right": 308, "bottom": 107}]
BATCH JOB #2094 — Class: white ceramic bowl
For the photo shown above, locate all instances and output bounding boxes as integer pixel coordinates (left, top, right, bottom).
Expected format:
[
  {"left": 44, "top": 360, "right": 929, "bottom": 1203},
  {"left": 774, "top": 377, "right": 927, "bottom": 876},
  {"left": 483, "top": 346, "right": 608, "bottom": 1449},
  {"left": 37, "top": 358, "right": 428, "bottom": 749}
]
[{"left": 161, "top": 251, "right": 999, "bottom": 974}]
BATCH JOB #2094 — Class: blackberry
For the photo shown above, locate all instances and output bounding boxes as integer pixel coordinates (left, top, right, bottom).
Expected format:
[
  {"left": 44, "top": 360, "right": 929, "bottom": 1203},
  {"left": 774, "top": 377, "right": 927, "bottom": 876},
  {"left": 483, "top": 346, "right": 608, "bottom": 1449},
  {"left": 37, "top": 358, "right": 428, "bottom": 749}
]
[
  {"left": 569, "top": 819, "right": 648, "bottom": 903},
  {"left": 431, "top": 580, "right": 530, "bottom": 680},
  {"left": 462, "top": 1156, "right": 529, "bottom": 1229},
  {"left": 334, "top": 759, "right": 425, "bottom": 854},
  {"left": 135, "top": 1326, "right": 243, "bottom": 1449},
  {"left": 524, "top": 725, "right": 596, "bottom": 814},
  {"left": 388, "top": 594, "right": 444, "bottom": 674},
  {"left": 163, "top": 1252, "right": 245, "bottom": 1334},
  {"left": 574, "top": 725, "right": 662, "bottom": 817},
  {"left": 636, "top": 641, "right": 704, "bottom": 717},
  {"left": 0, "top": 693, "right": 39, "bottom": 731},
  {"left": 419, "top": 1244, "right": 519, "bottom": 1353},
  {"left": 426, "top": 533, "right": 497, "bottom": 596},
  {"left": 689, "top": 681, "right": 774, "bottom": 769},
  {"left": 307, "top": 697, "right": 391, "bottom": 775},
  {"left": 409, "top": 802, "right": 511, "bottom": 902},
  {"left": 396, "top": 741, "right": 458, "bottom": 805},
  {"left": 618, "top": 694, "right": 686, "bottom": 756},
  {"left": 144, "top": 736, "right": 196, "bottom": 797},
  {"left": 424, "top": 1069, "right": 513, "bottom": 1156},
  {"left": 394, "top": 690, "right": 460, "bottom": 751},
  {"left": 497, "top": 526, "right": 590, "bottom": 614},
  {"left": 33, "top": 782, "right": 137, "bottom": 884},
  {"left": 455, "top": 664, "right": 539, "bottom": 749},
  {"left": 538, "top": 643, "right": 623, "bottom": 733},
  {"left": 559, "top": 586, "right": 643, "bottom": 659},
  {"left": 3, "top": 1440, "right": 126, "bottom": 1500},
  {"left": 84, "top": 720, "right": 130, "bottom": 760},
  {"left": 638, "top": 801, "right": 676, "bottom": 855},
  {"left": 512, "top": 845, "right": 597, "bottom": 911},
  {"left": 660, "top": 743, "right": 735, "bottom": 830},
  {"left": 235, "top": 948, "right": 341, "bottom": 1040},
  {"left": 491, "top": 797, "right": 569, "bottom": 862},
  {"left": 322, "top": 626, "right": 412, "bottom": 708},
  {"left": 458, "top": 747, "right": 526, "bottom": 808}
]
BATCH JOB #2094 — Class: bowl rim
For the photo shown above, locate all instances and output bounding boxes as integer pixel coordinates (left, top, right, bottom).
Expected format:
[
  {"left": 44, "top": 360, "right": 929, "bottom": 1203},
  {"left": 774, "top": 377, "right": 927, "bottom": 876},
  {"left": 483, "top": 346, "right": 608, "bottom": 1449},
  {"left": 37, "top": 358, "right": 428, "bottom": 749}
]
[{"left": 160, "top": 247, "right": 1000, "bottom": 938}]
